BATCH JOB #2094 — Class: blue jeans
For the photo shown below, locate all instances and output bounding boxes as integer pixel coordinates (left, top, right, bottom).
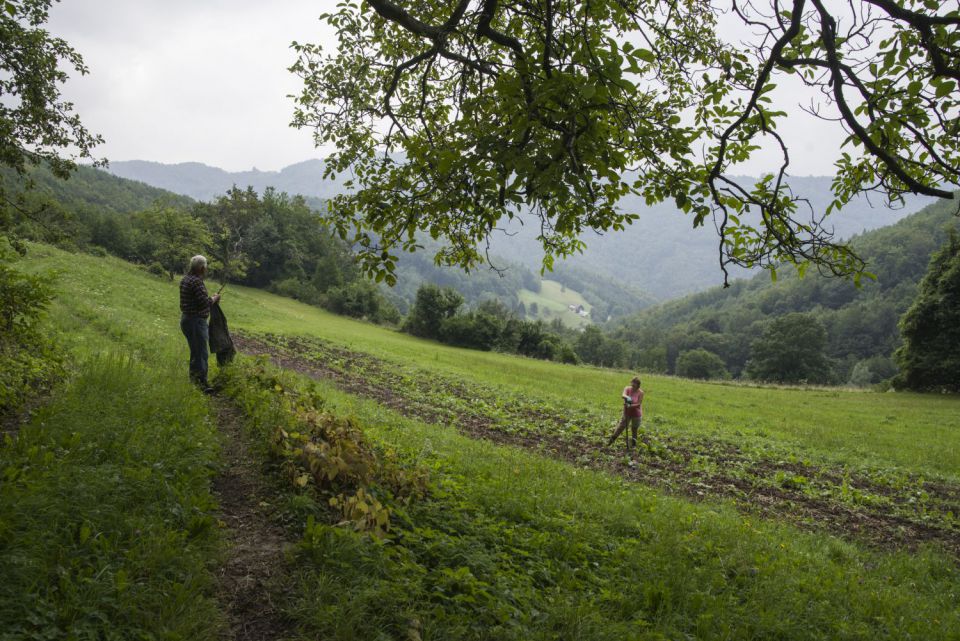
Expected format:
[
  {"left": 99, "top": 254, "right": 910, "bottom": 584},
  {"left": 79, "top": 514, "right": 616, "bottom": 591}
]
[{"left": 180, "top": 314, "right": 209, "bottom": 386}]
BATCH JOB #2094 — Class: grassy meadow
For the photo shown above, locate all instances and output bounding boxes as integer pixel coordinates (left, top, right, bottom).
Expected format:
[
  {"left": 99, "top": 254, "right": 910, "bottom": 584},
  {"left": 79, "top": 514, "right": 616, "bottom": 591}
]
[
  {"left": 0, "top": 251, "right": 224, "bottom": 639},
  {"left": 3, "top": 242, "right": 959, "bottom": 640},
  {"left": 519, "top": 279, "right": 593, "bottom": 328}
]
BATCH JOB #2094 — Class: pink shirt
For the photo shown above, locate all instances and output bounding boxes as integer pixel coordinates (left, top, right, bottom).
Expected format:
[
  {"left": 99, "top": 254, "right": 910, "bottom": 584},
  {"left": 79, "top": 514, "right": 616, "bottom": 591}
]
[{"left": 623, "top": 386, "right": 643, "bottom": 418}]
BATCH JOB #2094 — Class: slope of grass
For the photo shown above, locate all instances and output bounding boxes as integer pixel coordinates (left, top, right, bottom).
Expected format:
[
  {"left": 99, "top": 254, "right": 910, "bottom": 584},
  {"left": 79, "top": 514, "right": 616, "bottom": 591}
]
[
  {"left": 0, "top": 354, "right": 222, "bottom": 640},
  {"left": 0, "top": 245, "right": 229, "bottom": 639},
  {"left": 13, "top": 243, "right": 960, "bottom": 640},
  {"left": 25, "top": 243, "right": 960, "bottom": 482},
  {"left": 519, "top": 278, "right": 593, "bottom": 327},
  {"left": 225, "top": 356, "right": 960, "bottom": 641}
]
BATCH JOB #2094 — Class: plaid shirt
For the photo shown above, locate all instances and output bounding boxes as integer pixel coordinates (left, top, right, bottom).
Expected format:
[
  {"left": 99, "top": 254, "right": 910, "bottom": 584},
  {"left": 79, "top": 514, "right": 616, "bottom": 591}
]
[{"left": 180, "top": 274, "right": 212, "bottom": 318}]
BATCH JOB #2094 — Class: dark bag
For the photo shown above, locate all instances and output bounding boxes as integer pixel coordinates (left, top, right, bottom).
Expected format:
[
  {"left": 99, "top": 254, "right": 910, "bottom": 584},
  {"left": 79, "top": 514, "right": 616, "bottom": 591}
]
[{"left": 208, "top": 301, "right": 236, "bottom": 366}]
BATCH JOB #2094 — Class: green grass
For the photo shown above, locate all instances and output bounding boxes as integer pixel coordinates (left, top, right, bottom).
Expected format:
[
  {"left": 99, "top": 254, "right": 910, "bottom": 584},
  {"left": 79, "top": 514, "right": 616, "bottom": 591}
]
[
  {"left": 225, "top": 357, "right": 960, "bottom": 641},
  {"left": 10, "top": 243, "right": 960, "bottom": 640},
  {"left": 0, "top": 245, "right": 229, "bottom": 639},
  {"left": 0, "top": 354, "right": 222, "bottom": 640},
  {"left": 235, "top": 332, "right": 960, "bottom": 541},
  {"left": 25, "top": 243, "right": 960, "bottom": 481},
  {"left": 519, "top": 278, "right": 592, "bottom": 327}
]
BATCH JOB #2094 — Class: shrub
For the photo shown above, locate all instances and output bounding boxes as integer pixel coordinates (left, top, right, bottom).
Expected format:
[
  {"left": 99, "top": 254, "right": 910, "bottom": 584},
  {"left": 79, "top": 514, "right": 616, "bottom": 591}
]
[
  {"left": 676, "top": 348, "right": 730, "bottom": 380},
  {"left": 745, "top": 313, "right": 833, "bottom": 384},
  {"left": 848, "top": 356, "right": 898, "bottom": 387},
  {"left": 270, "top": 277, "right": 322, "bottom": 305},
  {"left": 326, "top": 281, "right": 401, "bottom": 325},
  {"left": 440, "top": 312, "right": 502, "bottom": 350},
  {"left": 146, "top": 261, "right": 166, "bottom": 278},
  {"left": 556, "top": 342, "right": 580, "bottom": 365}
]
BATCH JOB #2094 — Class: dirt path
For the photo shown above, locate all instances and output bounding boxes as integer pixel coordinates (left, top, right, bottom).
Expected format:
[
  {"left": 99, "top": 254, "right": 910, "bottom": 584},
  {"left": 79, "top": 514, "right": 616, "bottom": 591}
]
[
  {"left": 210, "top": 399, "right": 294, "bottom": 641},
  {"left": 235, "top": 333, "right": 960, "bottom": 558}
]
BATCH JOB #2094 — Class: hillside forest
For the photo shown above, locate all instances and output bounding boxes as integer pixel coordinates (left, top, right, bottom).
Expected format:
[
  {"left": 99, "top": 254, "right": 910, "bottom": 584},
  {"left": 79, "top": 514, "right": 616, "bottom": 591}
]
[
  {"left": 1, "top": 164, "right": 610, "bottom": 368},
  {"left": 4, "top": 161, "right": 958, "bottom": 391},
  {"left": 607, "top": 197, "right": 960, "bottom": 386}
]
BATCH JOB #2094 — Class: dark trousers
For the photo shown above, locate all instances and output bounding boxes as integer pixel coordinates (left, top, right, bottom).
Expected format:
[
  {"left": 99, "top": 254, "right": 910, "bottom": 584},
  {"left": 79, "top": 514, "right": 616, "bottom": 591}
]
[
  {"left": 608, "top": 414, "right": 641, "bottom": 449},
  {"left": 180, "top": 314, "right": 209, "bottom": 386}
]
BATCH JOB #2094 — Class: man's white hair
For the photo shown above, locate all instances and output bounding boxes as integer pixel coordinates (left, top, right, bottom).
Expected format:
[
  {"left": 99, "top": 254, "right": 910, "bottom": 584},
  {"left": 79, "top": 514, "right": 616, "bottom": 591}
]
[{"left": 189, "top": 255, "right": 208, "bottom": 275}]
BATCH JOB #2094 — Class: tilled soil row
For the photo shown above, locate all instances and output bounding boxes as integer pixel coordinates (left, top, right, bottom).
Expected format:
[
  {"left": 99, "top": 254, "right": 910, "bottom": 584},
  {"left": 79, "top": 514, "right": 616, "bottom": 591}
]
[
  {"left": 257, "top": 334, "right": 960, "bottom": 509},
  {"left": 235, "top": 333, "right": 960, "bottom": 557}
]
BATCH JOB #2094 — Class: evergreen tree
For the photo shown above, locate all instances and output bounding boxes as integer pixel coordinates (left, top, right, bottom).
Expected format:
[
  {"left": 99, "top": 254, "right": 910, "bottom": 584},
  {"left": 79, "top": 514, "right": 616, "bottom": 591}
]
[{"left": 894, "top": 232, "right": 960, "bottom": 392}]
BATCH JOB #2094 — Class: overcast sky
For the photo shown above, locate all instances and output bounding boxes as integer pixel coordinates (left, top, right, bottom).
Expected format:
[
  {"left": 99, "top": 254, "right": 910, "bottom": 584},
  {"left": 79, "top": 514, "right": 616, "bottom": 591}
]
[{"left": 47, "top": 0, "right": 844, "bottom": 175}]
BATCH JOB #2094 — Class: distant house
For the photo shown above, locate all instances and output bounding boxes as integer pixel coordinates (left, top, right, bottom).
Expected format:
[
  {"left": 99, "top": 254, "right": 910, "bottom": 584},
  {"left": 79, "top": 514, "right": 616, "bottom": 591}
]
[{"left": 568, "top": 304, "right": 578, "bottom": 312}]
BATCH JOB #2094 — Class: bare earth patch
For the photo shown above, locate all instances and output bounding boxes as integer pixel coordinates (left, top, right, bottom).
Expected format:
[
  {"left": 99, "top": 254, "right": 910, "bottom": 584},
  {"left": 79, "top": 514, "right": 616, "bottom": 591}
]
[
  {"left": 211, "top": 399, "right": 295, "bottom": 641},
  {"left": 235, "top": 333, "right": 960, "bottom": 558}
]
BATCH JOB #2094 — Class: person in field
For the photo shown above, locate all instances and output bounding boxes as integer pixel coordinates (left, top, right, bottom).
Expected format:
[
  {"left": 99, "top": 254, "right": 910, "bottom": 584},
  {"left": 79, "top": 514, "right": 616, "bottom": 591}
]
[
  {"left": 607, "top": 376, "right": 644, "bottom": 450},
  {"left": 179, "top": 255, "right": 221, "bottom": 392}
]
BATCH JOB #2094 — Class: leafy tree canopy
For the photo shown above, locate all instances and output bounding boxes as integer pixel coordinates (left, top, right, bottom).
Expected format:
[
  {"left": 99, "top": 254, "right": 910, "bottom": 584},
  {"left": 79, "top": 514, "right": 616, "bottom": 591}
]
[
  {"left": 745, "top": 312, "right": 832, "bottom": 384},
  {"left": 1, "top": 0, "right": 102, "bottom": 231},
  {"left": 0, "top": 0, "right": 99, "bottom": 415},
  {"left": 132, "top": 206, "right": 211, "bottom": 280},
  {"left": 292, "top": 0, "right": 959, "bottom": 285},
  {"left": 676, "top": 348, "right": 730, "bottom": 380},
  {"left": 403, "top": 283, "right": 465, "bottom": 337},
  {"left": 894, "top": 231, "right": 960, "bottom": 392}
]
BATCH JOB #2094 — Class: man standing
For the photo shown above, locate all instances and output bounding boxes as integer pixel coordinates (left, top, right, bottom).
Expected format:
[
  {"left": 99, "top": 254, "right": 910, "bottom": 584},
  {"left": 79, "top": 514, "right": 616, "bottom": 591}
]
[
  {"left": 607, "top": 376, "right": 644, "bottom": 450},
  {"left": 179, "top": 255, "right": 220, "bottom": 392}
]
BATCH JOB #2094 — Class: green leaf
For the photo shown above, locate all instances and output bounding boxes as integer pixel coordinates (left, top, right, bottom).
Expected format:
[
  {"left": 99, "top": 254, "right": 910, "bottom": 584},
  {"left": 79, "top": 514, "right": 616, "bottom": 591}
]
[
  {"left": 935, "top": 80, "right": 955, "bottom": 99},
  {"left": 634, "top": 49, "right": 655, "bottom": 64}
]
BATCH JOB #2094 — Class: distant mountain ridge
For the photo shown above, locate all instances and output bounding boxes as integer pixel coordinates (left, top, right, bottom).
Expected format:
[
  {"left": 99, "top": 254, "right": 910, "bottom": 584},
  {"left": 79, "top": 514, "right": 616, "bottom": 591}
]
[
  {"left": 104, "top": 159, "right": 934, "bottom": 301},
  {"left": 106, "top": 159, "right": 349, "bottom": 202}
]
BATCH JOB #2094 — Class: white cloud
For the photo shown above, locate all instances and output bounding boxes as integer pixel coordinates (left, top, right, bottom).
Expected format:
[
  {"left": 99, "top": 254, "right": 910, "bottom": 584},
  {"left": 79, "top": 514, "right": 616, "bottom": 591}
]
[{"left": 48, "top": 0, "right": 339, "bottom": 171}]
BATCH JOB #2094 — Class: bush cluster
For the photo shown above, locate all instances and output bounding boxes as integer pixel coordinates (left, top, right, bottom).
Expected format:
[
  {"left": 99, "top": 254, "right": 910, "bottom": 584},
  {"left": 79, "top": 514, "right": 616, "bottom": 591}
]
[{"left": 402, "top": 284, "right": 579, "bottom": 363}]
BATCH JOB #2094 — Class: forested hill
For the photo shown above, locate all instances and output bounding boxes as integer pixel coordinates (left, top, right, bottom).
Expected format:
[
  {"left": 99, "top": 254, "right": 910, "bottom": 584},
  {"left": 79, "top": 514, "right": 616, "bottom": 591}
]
[
  {"left": 486, "top": 176, "right": 933, "bottom": 299},
  {"left": 0, "top": 164, "right": 195, "bottom": 249},
  {"left": 1, "top": 163, "right": 649, "bottom": 325},
  {"left": 2, "top": 163, "right": 194, "bottom": 215},
  {"left": 609, "top": 194, "right": 960, "bottom": 384},
  {"left": 105, "top": 160, "right": 657, "bottom": 320},
  {"left": 105, "top": 160, "right": 932, "bottom": 301}
]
